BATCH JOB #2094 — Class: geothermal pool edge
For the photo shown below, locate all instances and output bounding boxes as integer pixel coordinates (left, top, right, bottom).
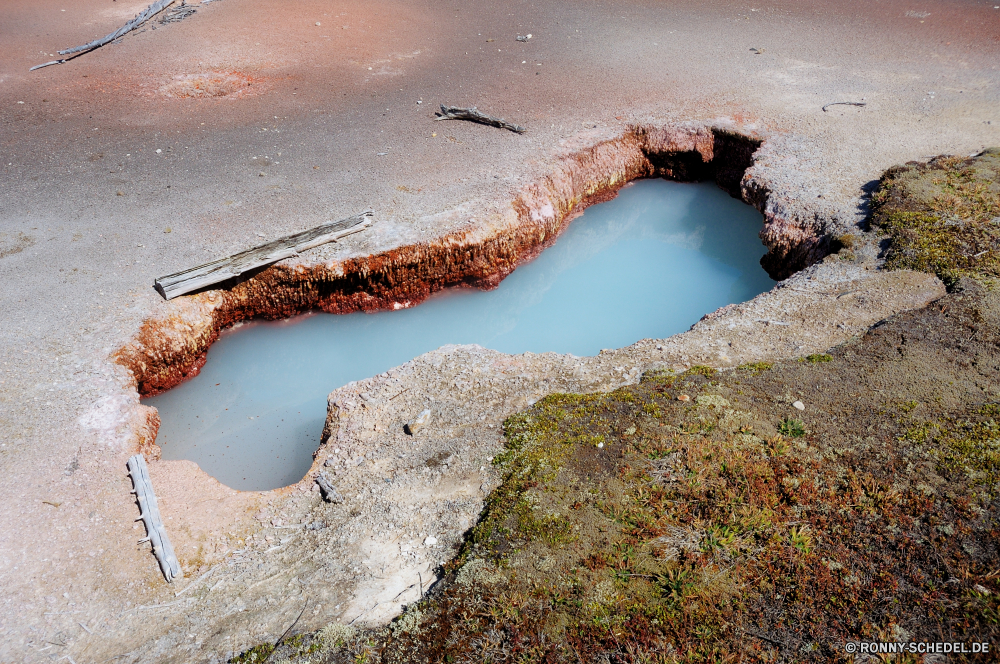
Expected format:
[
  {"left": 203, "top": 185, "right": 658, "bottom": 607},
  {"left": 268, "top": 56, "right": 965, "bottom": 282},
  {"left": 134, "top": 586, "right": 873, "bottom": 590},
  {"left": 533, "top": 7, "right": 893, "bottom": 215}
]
[{"left": 73, "top": 120, "right": 950, "bottom": 662}]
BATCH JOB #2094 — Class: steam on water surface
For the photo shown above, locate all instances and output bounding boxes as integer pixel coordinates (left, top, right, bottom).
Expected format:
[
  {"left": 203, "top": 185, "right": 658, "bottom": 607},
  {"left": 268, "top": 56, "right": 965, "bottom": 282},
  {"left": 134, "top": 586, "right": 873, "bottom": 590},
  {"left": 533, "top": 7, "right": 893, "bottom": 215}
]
[{"left": 145, "top": 179, "right": 774, "bottom": 490}]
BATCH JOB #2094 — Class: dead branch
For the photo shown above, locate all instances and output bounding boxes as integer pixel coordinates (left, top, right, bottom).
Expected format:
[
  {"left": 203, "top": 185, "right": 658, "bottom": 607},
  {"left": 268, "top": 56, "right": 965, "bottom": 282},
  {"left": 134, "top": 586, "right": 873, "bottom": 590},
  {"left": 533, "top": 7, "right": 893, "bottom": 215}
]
[
  {"left": 821, "top": 101, "right": 867, "bottom": 112},
  {"left": 30, "top": 0, "right": 177, "bottom": 71},
  {"left": 435, "top": 105, "right": 527, "bottom": 134},
  {"left": 128, "top": 454, "right": 182, "bottom": 583}
]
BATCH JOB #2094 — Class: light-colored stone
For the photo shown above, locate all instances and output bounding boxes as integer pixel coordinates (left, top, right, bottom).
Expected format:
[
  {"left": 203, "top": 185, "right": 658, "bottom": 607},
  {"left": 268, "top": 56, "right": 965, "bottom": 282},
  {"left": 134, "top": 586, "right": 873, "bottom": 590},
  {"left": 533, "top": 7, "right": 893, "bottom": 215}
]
[{"left": 404, "top": 409, "right": 432, "bottom": 435}]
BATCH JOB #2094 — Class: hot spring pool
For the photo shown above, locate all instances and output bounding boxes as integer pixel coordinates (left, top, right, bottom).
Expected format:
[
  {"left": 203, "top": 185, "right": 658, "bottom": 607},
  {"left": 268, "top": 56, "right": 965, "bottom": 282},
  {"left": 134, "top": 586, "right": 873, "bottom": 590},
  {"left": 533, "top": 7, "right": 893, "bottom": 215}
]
[{"left": 144, "top": 179, "right": 775, "bottom": 490}]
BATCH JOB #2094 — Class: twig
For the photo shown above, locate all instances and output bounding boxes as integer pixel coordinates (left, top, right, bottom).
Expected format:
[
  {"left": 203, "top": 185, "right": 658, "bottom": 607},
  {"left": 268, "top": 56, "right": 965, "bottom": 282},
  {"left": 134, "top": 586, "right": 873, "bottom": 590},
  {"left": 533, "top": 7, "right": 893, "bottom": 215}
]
[
  {"left": 435, "top": 105, "right": 527, "bottom": 134},
  {"left": 745, "top": 630, "right": 785, "bottom": 648},
  {"left": 263, "top": 597, "right": 309, "bottom": 664},
  {"left": 822, "top": 101, "right": 867, "bottom": 112},
  {"left": 391, "top": 583, "right": 419, "bottom": 601},
  {"left": 159, "top": 2, "right": 197, "bottom": 23},
  {"left": 135, "top": 598, "right": 191, "bottom": 611},
  {"left": 31, "top": 0, "right": 177, "bottom": 71}
]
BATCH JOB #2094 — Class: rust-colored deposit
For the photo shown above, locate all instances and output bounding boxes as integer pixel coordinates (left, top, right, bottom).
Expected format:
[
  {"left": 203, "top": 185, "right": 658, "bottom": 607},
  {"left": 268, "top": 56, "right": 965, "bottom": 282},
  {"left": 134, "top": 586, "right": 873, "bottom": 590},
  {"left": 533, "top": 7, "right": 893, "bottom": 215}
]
[{"left": 115, "top": 123, "right": 824, "bottom": 400}]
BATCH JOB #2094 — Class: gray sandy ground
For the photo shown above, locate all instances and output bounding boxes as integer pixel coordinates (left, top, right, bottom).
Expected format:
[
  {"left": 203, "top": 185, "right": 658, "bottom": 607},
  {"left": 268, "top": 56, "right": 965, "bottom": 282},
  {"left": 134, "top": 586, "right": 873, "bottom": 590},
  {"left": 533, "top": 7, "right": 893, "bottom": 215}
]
[{"left": 0, "top": 0, "right": 998, "bottom": 661}]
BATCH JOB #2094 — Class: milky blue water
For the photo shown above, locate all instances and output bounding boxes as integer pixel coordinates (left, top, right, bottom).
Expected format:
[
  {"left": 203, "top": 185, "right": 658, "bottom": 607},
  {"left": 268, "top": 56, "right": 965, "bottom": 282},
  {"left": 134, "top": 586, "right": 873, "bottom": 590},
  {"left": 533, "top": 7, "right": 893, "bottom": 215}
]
[{"left": 144, "top": 179, "right": 774, "bottom": 490}]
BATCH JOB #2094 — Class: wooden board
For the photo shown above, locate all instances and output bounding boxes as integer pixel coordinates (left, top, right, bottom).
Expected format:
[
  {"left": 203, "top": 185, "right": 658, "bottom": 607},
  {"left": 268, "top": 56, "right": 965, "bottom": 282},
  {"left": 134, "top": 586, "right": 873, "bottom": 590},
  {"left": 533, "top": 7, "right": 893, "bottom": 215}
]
[{"left": 154, "top": 211, "right": 374, "bottom": 300}]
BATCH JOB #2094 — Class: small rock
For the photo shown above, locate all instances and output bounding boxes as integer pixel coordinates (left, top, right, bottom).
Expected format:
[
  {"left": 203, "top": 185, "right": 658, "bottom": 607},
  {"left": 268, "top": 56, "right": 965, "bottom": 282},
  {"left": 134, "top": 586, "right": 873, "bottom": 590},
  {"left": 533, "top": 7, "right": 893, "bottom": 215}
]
[
  {"left": 315, "top": 21, "right": 321, "bottom": 26},
  {"left": 424, "top": 536, "right": 438, "bottom": 546},
  {"left": 404, "top": 409, "right": 432, "bottom": 435},
  {"left": 974, "top": 584, "right": 991, "bottom": 595},
  {"left": 793, "top": 400, "right": 805, "bottom": 411},
  {"left": 258, "top": 171, "right": 265, "bottom": 177},
  {"left": 677, "top": 394, "right": 690, "bottom": 402},
  {"left": 315, "top": 473, "right": 343, "bottom": 503}
]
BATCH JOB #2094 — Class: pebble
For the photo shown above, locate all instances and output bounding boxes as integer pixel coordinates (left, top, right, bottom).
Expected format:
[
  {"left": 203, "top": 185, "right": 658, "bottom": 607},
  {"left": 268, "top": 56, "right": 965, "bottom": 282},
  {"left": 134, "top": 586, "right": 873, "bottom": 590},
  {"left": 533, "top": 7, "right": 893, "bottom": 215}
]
[
  {"left": 424, "top": 536, "right": 437, "bottom": 546},
  {"left": 405, "top": 408, "right": 432, "bottom": 435},
  {"left": 793, "top": 400, "right": 805, "bottom": 411},
  {"left": 677, "top": 394, "right": 690, "bottom": 402}
]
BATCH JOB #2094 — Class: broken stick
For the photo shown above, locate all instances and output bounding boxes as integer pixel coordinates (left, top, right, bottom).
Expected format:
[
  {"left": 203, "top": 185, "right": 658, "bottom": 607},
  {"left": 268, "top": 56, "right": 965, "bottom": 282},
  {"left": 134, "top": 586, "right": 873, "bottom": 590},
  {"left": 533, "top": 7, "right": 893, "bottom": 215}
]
[
  {"left": 153, "top": 210, "right": 374, "bottom": 300},
  {"left": 821, "top": 101, "right": 867, "bottom": 112},
  {"left": 435, "top": 105, "right": 527, "bottom": 134},
  {"left": 30, "top": 0, "right": 177, "bottom": 71}
]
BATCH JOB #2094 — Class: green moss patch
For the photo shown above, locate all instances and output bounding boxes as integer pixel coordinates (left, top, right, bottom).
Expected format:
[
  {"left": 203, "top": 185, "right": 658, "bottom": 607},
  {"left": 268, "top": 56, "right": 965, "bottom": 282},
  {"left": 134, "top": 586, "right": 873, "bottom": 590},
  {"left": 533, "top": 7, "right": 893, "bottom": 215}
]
[{"left": 871, "top": 148, "right": 1000, "bottom": 287}]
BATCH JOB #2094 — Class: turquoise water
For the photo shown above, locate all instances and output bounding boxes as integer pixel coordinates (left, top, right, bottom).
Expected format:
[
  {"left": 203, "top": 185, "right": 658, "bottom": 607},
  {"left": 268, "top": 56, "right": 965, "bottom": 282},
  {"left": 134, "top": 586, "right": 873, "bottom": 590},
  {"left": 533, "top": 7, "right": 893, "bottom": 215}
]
[{"left": 144, "top": 179, "right": 774, "bottom": 490}]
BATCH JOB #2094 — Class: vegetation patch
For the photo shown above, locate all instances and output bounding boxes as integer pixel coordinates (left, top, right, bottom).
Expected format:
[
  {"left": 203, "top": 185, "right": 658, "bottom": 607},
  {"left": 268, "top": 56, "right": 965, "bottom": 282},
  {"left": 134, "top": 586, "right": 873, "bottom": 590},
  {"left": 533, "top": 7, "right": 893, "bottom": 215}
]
[{"left": 871, "top": 148, "right": 1000, "bottom": 287}]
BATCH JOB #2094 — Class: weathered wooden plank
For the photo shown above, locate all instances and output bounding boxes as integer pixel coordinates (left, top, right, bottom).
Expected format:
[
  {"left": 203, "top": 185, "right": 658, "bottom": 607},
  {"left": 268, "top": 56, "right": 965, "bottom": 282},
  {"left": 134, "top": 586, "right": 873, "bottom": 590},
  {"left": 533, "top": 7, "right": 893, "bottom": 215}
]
[
  {"left": 30, "top": 0, "right": 177, "bottom": 71},
  {"left": 127, "top": 454, "right": 182, "bottom": 583},
  {"left": 435, "top": 105, "right": 527, "bottom": 134},
  {"left": 153, "top": 210, "right": 374, "bottom": 300}
]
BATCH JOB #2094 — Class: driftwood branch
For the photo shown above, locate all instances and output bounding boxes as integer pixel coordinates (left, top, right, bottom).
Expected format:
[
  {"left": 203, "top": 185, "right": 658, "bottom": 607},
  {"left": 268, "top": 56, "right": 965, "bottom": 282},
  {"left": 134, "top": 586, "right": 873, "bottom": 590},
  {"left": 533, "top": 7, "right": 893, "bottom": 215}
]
[
  {"left": 127, "top": 454, "right": 182, "bottom": 583},
  {"left": 154, "top": 211, "right": 374, "bottom": 300},
  {"left": 821, "top": 101, "right": 867, "bottom": 112},
  {"left": 435, "top": 105, "right": 527, "bottom": 134},
  {"left": 30, "top": 0, "right": 177, "bottom": 71}
]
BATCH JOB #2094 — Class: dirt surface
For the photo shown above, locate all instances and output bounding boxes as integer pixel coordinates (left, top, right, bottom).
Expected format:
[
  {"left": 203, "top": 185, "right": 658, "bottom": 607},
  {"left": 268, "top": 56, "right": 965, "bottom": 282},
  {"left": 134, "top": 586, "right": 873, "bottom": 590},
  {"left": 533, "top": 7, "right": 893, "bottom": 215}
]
[{"left": 1, "top": 0, "right": 999, "bottom": 662}]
